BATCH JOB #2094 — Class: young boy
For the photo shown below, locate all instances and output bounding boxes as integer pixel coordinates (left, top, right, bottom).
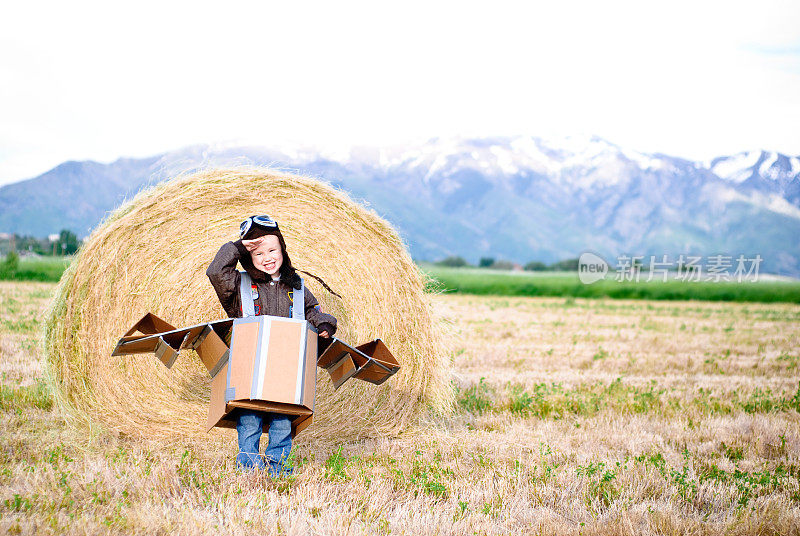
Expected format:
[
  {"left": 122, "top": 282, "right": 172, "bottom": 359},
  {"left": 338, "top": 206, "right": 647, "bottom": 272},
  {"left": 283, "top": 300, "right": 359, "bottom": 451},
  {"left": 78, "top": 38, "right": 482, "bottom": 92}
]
[{"left": 206, "top": 215, "right": 337, "bottom": 475}]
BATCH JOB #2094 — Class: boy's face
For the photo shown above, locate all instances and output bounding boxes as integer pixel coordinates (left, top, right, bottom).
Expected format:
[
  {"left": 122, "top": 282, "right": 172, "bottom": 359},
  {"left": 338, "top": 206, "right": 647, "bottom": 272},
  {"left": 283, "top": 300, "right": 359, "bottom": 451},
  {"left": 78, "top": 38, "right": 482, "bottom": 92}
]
[{"left": 249, "top": 235, "right": 283, "bottom": 276}]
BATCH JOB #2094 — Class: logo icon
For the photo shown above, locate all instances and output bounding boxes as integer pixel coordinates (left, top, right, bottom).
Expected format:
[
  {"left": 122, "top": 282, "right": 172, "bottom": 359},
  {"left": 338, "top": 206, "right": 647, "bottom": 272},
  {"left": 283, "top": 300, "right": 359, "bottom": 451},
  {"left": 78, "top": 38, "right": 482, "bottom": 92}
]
[{"left": 578, "top": 251, "right": 608, "bottom": 284}]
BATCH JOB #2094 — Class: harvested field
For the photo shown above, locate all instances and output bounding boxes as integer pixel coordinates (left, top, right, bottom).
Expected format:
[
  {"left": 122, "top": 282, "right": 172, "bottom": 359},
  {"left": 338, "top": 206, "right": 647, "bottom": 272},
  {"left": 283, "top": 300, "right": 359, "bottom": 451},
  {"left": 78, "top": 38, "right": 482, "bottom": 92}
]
[{"left": 1, "top": 281, "right": 799, "bottom": 534}]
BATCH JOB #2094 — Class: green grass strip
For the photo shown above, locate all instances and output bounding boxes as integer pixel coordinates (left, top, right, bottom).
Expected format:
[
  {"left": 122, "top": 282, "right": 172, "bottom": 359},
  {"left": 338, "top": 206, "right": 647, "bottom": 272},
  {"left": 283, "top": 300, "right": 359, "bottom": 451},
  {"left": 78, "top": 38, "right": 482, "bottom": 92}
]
[
  {"left": 0, "top": 256, "right": 72, "bottom": 282},
  {"left": 423, "top": 266, "right": 800, "bottom": 303}
]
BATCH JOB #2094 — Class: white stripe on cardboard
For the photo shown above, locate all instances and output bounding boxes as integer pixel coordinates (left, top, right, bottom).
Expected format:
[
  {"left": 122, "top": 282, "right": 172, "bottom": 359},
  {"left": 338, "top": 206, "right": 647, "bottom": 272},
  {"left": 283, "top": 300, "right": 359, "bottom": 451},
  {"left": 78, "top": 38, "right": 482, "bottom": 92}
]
[
  {"left": 254, "top": 318, "right": 271, "bottom": 399},
  {"left": 295, "top": 322, "right": 307, "bottom": 404},
  {"left": 239, "top": 270, "right": 255, "bottom": 317}
]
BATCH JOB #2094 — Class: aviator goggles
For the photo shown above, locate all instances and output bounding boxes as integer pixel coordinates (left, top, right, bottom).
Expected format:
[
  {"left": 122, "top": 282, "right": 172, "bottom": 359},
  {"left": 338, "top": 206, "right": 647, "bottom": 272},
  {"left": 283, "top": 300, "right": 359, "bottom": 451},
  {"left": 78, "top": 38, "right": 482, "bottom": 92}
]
[{"left": 239, "top": 215, "right": 278, "bottom": 239}]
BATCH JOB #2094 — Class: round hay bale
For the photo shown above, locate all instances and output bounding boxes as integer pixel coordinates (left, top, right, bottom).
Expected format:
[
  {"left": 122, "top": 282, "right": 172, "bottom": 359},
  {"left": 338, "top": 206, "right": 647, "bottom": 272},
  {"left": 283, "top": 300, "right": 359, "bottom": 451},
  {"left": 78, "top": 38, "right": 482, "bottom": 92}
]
[{"left": 44, "top": 168, "right": 451, "bottom": 442}]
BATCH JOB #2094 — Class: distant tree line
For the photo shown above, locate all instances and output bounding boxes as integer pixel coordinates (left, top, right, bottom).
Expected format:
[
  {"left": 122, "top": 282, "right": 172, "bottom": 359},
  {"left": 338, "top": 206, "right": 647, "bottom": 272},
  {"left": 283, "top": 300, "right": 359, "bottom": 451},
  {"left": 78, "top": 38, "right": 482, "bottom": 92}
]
[
  {"left": 0, "top": 230, "right": 81, "bottom": 257},
  {"left": 435, "top": 256, "right": 579, "bottom": 271},
  {"left": 434, "top": 256, "right": 715, "bottom": 273}
]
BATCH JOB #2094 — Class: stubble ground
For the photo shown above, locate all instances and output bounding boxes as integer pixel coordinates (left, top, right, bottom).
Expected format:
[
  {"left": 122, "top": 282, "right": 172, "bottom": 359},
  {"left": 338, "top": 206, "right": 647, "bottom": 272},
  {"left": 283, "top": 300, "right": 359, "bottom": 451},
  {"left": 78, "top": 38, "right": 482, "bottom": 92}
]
[{"left": 1, "top": 282, "right": 799, "bottom": 534}]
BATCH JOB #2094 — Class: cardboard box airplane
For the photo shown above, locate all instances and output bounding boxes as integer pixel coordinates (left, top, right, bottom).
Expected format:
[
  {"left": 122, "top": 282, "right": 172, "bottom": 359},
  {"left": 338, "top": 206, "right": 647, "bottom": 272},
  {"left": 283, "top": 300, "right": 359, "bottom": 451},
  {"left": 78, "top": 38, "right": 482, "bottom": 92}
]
[{"left": 112, "top": 313, "right": 400, "bottom": 437}]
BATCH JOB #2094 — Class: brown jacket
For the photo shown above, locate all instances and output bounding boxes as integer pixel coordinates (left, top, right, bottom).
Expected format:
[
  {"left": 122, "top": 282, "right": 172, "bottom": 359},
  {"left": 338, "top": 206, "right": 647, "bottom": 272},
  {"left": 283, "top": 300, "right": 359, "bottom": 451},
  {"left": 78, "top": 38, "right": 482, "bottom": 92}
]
[{"left": 206, "top": 241, "right": 337, "bottom": 334}]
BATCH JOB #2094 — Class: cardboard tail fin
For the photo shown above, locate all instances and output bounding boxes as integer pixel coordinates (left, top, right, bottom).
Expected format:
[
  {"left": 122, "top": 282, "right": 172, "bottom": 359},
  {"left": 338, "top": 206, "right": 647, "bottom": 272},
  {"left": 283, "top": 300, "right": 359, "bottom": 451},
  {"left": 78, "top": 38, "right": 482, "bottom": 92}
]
[
  {"left": 123, "top": 312, "right": 177, "bottom": 336},
  {"left": 113, "top": 313, "right": 183, "bottom": 367}
]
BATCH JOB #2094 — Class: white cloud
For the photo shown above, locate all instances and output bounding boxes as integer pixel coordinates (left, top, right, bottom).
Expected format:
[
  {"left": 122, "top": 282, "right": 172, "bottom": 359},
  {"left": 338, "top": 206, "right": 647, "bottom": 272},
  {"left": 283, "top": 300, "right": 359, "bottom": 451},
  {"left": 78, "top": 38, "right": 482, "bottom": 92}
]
[{"left": 0, "top": 0, "right": 798, "bottom": 185}]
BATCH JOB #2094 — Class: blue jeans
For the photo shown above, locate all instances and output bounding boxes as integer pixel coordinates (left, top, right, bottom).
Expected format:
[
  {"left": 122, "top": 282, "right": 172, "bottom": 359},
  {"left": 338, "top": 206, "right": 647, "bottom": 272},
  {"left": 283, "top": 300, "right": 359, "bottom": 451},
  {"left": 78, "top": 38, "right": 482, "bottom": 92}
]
[{"left": 235, "top": 409, "right": 293, "bottom": 476}]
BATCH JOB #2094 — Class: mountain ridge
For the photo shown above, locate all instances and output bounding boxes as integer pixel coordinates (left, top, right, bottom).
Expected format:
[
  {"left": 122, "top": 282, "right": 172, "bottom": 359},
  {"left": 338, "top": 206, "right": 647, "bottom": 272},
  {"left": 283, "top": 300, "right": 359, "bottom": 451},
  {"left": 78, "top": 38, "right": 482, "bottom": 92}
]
[{"left": 2, "top": 136, "right": 799, "bottom": 276}]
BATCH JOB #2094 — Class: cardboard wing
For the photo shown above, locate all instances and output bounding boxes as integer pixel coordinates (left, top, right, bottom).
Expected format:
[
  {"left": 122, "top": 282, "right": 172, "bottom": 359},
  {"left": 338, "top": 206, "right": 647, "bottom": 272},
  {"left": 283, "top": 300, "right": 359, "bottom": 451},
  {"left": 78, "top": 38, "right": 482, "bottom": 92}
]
[
  {"left": 112, "top": 312, "right": 233, "bottom": 373},
  {"left": 317, "top": 337, "right": 400, "bottom": 389}
]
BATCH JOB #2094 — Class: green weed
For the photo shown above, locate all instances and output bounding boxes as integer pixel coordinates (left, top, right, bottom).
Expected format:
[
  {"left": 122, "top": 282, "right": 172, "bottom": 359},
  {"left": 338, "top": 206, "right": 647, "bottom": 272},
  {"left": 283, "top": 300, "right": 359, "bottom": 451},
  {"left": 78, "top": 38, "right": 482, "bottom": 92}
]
[
  {"left": 4, "top": 493, "right": 34, "bottom": 512},
  {"left": 455, "top": 378, "right": 493, "bottom": 414},
  {"left": 777, "top": 353, "right": 799, "bottom": 371},
  {"left": 324, "top": 446, "right": 349, "bottom": 482},
  {"left": 0, "top": 380, "right": 53, "bottom": 411},
  {"left": 577, "top": 461, "right": 620, "bottom": 509},
  {"left": 1, "top": 316, "right": 40, "bottom": 335}
]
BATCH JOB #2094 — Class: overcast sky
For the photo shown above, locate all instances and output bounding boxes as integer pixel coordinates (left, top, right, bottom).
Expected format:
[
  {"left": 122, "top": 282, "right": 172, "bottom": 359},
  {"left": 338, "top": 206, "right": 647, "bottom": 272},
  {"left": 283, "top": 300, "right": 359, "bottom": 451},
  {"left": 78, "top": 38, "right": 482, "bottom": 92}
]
[{"left": 1, "top": 0, "right": 798, "bottom": 186}]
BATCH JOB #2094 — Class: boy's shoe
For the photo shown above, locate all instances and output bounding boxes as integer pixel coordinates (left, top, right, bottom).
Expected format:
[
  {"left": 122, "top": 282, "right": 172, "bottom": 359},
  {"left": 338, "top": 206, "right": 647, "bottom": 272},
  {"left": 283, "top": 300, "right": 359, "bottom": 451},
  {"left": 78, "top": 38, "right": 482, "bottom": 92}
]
[
  {"left": 267, "top": 463, "right": 294, "bottom": 479},
  {"left": 235, "top": 451, "right": 267, "bottom": 471}
]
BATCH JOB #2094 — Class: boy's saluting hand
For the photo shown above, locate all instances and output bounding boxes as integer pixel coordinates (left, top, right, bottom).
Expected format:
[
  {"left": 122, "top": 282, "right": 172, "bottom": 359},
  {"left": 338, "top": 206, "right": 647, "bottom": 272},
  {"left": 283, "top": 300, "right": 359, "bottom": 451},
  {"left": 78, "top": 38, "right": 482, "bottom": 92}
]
[{"left": 241, "top": 236, "right": 267, "bottom": 251}]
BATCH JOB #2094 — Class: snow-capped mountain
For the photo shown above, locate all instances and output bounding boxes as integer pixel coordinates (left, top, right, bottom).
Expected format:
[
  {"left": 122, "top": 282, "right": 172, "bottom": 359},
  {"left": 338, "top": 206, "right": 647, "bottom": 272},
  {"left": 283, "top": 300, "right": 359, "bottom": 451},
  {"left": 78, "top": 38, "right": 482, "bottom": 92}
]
[
  {"left": 709, "top": 150, "right": 800, "bottom": 207},
  {"left": 2, "top": 136, "right": 799, "bottom": 276}
]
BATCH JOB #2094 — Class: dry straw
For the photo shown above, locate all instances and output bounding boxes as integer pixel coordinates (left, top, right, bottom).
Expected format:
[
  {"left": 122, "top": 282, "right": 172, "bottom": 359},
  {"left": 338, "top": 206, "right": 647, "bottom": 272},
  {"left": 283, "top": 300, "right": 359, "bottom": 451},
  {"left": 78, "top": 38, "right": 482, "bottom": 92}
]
[{"left": 44, "top": 168, "right": 452, "bottom": 442}]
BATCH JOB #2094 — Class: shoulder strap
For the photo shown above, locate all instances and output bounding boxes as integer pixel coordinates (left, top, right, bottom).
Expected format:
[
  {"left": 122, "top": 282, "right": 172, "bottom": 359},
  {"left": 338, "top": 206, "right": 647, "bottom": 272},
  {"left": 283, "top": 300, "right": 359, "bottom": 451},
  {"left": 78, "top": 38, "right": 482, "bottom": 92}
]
[
  {"left": 292, "top": 277, "right": 305, "bottom": 320},
  {"left": 239, "top": 270, "right": 256, "bottom": 317},
  {"left": 241, "top": 271, "right": 305, "bottom": 320}
]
